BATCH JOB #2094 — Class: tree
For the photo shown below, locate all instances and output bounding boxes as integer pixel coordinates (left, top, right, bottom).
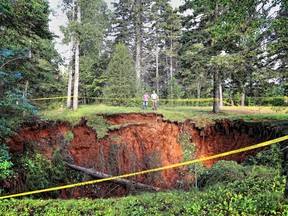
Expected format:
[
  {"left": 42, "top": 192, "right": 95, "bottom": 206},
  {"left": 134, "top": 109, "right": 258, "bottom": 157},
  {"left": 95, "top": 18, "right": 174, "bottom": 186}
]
[
  {"left": 162, "top": 6, "right": 181, "bottom": 99},
  {"left": 111, "top": 0, "right": 151, "bottom": 89},
  {"left": 103, "top": 43, "right": 137, "bottom": 105},
  {"left": 62, "top": 0, "right": 110, "bottom": 109},
  {"left": 0, "top": 1, "right": 62, "bottom": 153},
  {"left": 147, "top": 0, "right": 171, "bottom": 95},
  {"left": 73, "top": 2, "right": 81, "bottom": 110},
  {"left": 0, "top": 145, "right": 13, "bottom": 185},
  {"left": 0, "top": 0, "right": 63, "bottom": 100},
  {"left": 179, "top": 0, "right": 277, "bottom": 112}
]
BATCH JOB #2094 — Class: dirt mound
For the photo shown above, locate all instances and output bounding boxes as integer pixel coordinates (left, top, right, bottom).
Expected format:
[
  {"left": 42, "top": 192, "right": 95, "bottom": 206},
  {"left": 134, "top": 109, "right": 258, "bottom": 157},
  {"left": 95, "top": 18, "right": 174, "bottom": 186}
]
[{"left": 7, "top": 113, "right": 279, "bottom": 198}]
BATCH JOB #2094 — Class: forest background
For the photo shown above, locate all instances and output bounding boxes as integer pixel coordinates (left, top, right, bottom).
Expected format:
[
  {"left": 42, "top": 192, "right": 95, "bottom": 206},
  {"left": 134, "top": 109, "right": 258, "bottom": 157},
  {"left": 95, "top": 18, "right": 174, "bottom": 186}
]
[
  {"left": 0, "top": 1, "right": 288, "bottom": 214},
  {"left": 1, "top": 0, "right": 287, "bottom": 172}
]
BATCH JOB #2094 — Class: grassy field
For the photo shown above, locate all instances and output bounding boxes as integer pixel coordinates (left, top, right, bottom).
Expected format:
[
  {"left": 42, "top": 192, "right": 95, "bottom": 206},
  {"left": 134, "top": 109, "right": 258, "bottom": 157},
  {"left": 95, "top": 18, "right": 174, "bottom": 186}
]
[{"left": 40, "top": 104, "right": 288, "bottom": 123}]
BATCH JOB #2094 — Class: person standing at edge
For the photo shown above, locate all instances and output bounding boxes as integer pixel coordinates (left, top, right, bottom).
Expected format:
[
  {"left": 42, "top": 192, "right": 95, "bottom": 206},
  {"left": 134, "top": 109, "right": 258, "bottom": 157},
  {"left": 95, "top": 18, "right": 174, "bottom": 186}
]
[
  {"left": 142, "top": 91, "right": 150, "bottom": 110},
  {"left": 151, "top": 90, "right": 158, "bottom": 110}
]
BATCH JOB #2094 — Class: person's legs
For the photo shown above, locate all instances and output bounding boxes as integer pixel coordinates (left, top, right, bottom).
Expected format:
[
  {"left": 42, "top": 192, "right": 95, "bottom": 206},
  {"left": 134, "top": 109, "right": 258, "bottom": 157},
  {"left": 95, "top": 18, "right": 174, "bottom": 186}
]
[
  {"left": 152, "top": 100, "right": 157, "bottom": 110},
  {"left": 143, "top": 101, "right": 148, "bottom": 110}
]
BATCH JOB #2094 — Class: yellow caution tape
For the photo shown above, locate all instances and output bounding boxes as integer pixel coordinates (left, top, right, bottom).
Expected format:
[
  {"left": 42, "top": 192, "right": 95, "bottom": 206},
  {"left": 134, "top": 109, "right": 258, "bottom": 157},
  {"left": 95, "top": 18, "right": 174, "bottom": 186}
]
[
  {"left": 29, "top": 96, "right": 287, "bottom": 102},
  {"left": 1, "top": 135, "right": 287, "bottom": 200},
  {"left": 30, "top": 96, "right": 75, "bottom": 101}
]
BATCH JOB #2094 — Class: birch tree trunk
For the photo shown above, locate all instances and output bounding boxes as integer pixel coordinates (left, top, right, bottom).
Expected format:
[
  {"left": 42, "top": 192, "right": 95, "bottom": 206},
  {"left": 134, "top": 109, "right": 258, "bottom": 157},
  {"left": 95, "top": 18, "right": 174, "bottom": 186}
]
[
  {"left": 240, "top": 84, "right": 245, "bottom": 106},
  {"left": 170, "top": 40, "right": 173, "bottom": 98},
  {"left": 67, "top": 50, "right": 73, "bottom": 108},
  {"left": 213, "top": 68, "right": 220, "bottom": 113},
  {"left": 219, "top": 82, "right": 223, "bottom": 107},
  {"left": 135, "top": 0, "right": 141, "bottom": 87},
  {"left": 73, "top": 3, "right": 81, "bottom": 110},
  {"left": 155, "top": 47, "right": 159, "bottom": 95},
  {"left": 196, "top": 80, "right": 201, "bottom": 106},
  {"left": 67, "top": 0, "right": 75, "bottom": 109}
]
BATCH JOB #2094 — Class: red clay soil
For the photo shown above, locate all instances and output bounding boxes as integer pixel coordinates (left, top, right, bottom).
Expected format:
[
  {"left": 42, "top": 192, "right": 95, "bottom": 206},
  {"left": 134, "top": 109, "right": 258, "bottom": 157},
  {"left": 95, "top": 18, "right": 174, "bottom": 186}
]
[{"left": 6, "top": 113, "right": 278, "bottom": 198}]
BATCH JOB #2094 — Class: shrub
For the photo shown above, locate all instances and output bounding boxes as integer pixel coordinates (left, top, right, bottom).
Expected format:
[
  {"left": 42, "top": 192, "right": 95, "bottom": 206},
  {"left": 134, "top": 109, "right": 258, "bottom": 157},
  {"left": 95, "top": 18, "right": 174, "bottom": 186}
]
[
  {"left": 198, "top": 160, "right": 246, "bottom": 188},
  {"left": 0, "top": 145, "right": 14, "bottom": 181}
]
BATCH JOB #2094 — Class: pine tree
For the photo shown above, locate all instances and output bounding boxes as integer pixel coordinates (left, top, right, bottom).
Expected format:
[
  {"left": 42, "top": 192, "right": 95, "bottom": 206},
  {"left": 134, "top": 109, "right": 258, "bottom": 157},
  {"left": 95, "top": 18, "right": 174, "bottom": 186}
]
[
  {"left": 145, "top": 0, "right": 172, "bottom": 96},
  {"left": 179, "top": 0, "right": 272, "bottom": 112},
  {"left": 111, "top": 0, "right": 151, "bottom": 89},
  {"left": 103, "top": 43, "right": 137, "bottom": 105}
]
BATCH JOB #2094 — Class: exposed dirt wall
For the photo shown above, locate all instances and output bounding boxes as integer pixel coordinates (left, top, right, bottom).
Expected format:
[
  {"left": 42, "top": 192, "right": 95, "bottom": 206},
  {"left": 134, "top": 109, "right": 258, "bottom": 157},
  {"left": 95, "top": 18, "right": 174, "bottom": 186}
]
[{"left": 6, "top": 113, "right": 280, "bottom": 198}]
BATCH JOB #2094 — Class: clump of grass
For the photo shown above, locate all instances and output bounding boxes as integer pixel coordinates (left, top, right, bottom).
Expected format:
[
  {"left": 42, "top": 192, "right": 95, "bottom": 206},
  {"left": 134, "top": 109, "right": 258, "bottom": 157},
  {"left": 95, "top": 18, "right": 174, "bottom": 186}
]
[{"left": 86, "top": 115, "right": 110, "bottom": 139}]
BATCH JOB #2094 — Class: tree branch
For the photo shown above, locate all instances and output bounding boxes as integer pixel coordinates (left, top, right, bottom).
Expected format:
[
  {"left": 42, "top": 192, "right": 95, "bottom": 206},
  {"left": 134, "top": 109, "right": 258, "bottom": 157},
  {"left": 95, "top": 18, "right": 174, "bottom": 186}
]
[{"left": 0, "top": 57, "right": 23, "bottom": 70}]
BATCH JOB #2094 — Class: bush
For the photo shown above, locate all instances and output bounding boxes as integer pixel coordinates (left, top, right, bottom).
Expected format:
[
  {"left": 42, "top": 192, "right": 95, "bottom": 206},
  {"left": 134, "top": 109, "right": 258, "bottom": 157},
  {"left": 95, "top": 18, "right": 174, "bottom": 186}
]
[
  {"left": 0, "top": 145, "right": 14, "bottom": 181},
  {"left": 243, "top": 144, "right": 282, "bottom": 172},
  {"left": 198, "top": 160, "right": 246, "bottom": 188}
]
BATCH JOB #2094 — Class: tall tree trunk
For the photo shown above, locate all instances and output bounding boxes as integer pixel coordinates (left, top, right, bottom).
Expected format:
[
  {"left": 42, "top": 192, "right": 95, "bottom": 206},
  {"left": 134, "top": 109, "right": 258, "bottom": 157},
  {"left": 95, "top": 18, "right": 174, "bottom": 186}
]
[
  {"left": 240, "top": 83, "right": 245, "bottom": 106},
  {"left": 213, "top": 68, "right": 220, "bottom": 113},
  {"left": 73, "top": 3, "right": 81, "bottom": 110},
  {"left": 67, "top": 0, "right": 75, "bottom": 109},
  {"left": 196, "top": 80, "right": 201, "bottom": 106},
  {"left": 170, "top": 40, "right": 173, "bottom": 101},
  {"left": 212, "top": 3, "right": 220, "bottom": 113},
  {"left": 241, "top": 92, "right": 245, "bottom": 106},
  {"left": 219, "top": 82, "right": 223, "bottom": 107},
  {"left": 135, "top": 0, "right": 141, "bottom": 87},
  {"left": 155, "top": 47, "right": 159, "bottom": 95},
  {"left": 67, "top": 43, "right": 73, "bottom": 108},
  {"left": 22, "top": 80, "right": 29, "bottom": 117}
]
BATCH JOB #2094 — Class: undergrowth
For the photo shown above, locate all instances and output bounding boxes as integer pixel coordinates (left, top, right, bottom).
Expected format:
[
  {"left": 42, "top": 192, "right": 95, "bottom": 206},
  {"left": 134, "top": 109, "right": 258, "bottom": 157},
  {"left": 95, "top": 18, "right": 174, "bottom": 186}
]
[{"left": 1, "top": 174, "right": 287, "bottom": 215}]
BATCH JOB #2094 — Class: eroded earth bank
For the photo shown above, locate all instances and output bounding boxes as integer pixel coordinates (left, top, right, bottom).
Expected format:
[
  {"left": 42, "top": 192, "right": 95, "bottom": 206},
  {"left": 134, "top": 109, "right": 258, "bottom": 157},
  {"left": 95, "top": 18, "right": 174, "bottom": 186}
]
[{"left": 5, "top": 113, "right": 286, "bottom": 198}]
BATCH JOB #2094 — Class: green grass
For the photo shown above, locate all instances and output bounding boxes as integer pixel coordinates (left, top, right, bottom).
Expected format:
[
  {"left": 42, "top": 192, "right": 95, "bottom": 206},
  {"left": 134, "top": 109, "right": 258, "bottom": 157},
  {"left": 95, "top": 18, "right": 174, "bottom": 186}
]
[{"left": 39, "top": 104, "right": 288, "bottom": 124}]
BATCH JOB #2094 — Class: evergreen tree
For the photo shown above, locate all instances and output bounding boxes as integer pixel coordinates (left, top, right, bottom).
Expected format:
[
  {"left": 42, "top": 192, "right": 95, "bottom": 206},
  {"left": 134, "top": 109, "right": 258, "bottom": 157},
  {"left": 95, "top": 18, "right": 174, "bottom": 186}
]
[
  {"left": 0, "top": 0, "right": 61, "bottom": 142},
  {"left": 0, "top": 0, "right": 63, "bottom": 100},
  {"left": 178, "top": 0, "right": 277, "bottom": 112},
  {"left": 111, "top": 0, "right": 151, "bottom": 89},
  {"left": 103, "top": 43, "right": 137, "bottom": 105}
]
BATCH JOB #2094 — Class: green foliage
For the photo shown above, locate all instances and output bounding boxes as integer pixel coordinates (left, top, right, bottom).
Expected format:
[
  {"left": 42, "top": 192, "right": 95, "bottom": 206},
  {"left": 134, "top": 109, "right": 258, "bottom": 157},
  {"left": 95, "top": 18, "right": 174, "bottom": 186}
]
[
  {"left": 103, "top": 43, "right": 137, "bottom": 106},
  {"left": 0, "top": 145, "right": 14, "bottom": 182},
  {"left": 63, "top": 131, "right": 74, "bottom": 143},
  {"left": 243, "top": 144, "right": 282, "bottom": 171},
  {"left": 198, "top": 159, "right": 281, "bottom": 190},
  {"left": 198, "top": 160, "right": 246, "bottom": 188},
  {"left": 1, "top": 1, "right": 63, "bottom": 99},
  {"left": 0, "top": 48, "right": 37, "bottom": 144},
  {"left": 0, "top": 175, "right": 287, "bottom": 215},
  {"left": 19, "top": 151, "right": 67, "bottom": 198},
  {"left": 167, "top": 77, "right": 184, "bottom": 101},
  {"left": 177, "top": 132, "right": 204, "bottom": 189},
  {"left": 86, "top": 115, "right": 110, "bottom": 139}
]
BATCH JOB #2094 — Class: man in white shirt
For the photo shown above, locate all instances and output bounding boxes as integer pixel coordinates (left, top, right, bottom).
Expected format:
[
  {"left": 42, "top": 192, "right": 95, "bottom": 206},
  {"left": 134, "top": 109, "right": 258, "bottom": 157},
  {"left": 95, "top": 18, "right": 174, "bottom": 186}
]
[{"left": 151, "top": 91, "right": 158, "bottom": 110}]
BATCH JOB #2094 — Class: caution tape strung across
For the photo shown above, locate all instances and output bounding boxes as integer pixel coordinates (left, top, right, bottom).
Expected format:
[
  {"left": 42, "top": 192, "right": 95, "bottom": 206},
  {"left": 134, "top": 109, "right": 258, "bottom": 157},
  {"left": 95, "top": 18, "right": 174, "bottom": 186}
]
[
  {"left": 0, "top": 135, "right": 287, "bottom": 200},
  {"left": 30, "top": 96, "right": 288, "bottom": 102}
]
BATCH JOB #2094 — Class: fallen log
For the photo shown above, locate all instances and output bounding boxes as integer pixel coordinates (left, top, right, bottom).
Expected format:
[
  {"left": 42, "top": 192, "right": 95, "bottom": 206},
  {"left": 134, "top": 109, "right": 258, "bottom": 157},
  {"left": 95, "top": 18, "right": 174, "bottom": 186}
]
[{"left": 66, "top": 163, "right": 161, "bottom": 192}]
